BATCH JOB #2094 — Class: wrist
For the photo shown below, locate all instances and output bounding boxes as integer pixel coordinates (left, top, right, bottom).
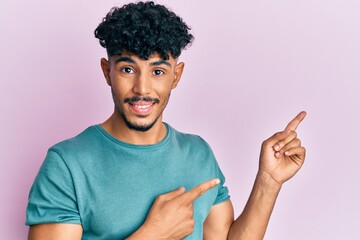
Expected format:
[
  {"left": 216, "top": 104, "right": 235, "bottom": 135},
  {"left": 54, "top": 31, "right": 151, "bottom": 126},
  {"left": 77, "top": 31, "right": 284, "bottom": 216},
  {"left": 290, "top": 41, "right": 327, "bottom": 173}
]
[{"left": 256, "top": 170, "right": 282, "bottom": 194}]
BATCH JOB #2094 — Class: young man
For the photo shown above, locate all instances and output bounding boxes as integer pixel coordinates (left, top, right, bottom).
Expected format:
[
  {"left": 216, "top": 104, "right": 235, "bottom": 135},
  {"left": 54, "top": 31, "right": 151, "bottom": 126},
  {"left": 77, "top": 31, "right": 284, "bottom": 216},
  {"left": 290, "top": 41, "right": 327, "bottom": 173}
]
[{"left": 26, "top": 2, "right": 306, "bottom": 239}]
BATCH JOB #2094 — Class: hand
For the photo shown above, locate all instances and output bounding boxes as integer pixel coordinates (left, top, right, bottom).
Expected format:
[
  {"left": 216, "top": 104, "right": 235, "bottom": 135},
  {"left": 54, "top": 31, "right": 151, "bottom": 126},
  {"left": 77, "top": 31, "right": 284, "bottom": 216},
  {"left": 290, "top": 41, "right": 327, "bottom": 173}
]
[
  {"left": 128, "top": 178, "right": 220, "bottom": 240},
  {"left": 259, "top": 111, "right": 307, "bottom": 186}
]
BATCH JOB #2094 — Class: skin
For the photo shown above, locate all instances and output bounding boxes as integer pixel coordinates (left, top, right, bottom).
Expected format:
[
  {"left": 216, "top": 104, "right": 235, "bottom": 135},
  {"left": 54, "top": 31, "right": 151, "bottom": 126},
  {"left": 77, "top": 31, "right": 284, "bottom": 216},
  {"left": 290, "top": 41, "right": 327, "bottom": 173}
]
[
  {"left": 100, "top": 51, "right": 184, "bottom": 145},
  {"left": 226, "top": 111, "right": 307, "bottom": 240},
  {"left": 28, "top": 51, "right": 307, "bottom": 239}
]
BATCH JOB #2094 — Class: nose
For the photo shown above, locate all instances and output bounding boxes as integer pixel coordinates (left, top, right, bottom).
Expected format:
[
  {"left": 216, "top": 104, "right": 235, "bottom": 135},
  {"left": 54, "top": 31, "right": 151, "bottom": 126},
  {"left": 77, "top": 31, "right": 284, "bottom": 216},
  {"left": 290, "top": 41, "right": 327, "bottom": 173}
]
[{"left": 132, "top": 72, "right": 151, "bottom": 96}]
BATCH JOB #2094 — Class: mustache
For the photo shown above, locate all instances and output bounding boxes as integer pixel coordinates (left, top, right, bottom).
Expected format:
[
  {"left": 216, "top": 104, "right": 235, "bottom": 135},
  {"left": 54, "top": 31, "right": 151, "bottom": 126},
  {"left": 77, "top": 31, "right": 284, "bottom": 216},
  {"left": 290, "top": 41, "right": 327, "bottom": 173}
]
[{"left": 124, "top": 96, "right": 160, "bottom": 104}]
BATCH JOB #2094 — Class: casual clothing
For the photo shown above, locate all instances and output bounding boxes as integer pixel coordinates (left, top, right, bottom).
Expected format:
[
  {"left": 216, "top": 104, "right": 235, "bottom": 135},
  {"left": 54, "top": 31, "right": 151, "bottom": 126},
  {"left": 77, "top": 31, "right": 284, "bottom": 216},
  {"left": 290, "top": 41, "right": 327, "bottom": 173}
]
[{"left": 26, "top": 123, "right": 230, "bottom": 239}]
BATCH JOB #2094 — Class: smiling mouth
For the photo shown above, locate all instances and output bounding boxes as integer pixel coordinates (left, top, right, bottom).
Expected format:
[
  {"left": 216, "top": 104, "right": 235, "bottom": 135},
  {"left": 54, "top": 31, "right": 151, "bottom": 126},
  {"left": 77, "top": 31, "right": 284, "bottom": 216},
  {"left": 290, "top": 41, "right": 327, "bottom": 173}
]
[
  {"left": 129, "top": 101, "right": 156, "bottom": 115},
  {"left": 124, "top": 96, "right": 160, "bottom": 117},
  {"left": 125, "top": 96, "right": 159, "bottom": 115}
]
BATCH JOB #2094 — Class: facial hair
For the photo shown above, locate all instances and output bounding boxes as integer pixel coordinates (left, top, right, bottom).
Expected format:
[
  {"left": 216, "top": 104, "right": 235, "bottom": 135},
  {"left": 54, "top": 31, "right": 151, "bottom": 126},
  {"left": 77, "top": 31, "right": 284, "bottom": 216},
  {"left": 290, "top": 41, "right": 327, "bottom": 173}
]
[
  {"left": 111, "top": 88, "right": 170, "bottom": 132},
  {"left": 120, "top": 111, "right": 159, "bottom": 132}
]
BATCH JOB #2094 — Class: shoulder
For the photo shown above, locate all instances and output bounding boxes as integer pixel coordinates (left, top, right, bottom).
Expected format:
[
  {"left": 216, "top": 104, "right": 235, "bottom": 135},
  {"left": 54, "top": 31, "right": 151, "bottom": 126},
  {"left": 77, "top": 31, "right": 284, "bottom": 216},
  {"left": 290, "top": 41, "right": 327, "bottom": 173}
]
[
  {"left": 169, "top": 124, "right": 208, "bottom": 143},
  {"left": 45, "top": 125, "right": 105, "bottom": 165},
  {"left": 50, "top": 125, "right": 100, "bottom": 154},
  {"left": 38, "top": 125, "right": 105, "bottom": 176},
  {"left": 167, "top": 123, "right": 214, "bottom": 153}
]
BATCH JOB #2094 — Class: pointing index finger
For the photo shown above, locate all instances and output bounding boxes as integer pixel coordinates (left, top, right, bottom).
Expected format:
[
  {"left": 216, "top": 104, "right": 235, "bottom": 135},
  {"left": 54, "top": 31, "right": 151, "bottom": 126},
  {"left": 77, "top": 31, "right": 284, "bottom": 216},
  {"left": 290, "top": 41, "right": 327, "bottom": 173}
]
[
  {"left": 180, "top": 178, "right": 220, "bottom": 203},
  {"left": 284, "top": 111, "right": 307, "bottom": 131}
]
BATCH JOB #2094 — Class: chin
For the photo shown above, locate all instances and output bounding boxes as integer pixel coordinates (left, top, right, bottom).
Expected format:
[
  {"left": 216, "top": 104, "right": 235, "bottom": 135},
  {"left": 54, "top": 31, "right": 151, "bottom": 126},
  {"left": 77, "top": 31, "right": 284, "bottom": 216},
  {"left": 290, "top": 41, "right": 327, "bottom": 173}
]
[
  {"left": 124, "top": 117, "right": 159, "bottom": 132},
  {"left": 119, "top": 107, "right": 163, "bottom": 132},
  {"left": 127, "top": 123, "right": 154, "bottom": 132}
]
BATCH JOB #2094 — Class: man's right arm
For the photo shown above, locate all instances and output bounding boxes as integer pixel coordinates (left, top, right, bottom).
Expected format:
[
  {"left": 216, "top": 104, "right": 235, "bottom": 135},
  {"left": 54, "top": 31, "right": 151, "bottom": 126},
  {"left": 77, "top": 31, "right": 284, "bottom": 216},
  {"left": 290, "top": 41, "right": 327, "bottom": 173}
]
[
  {"left": 28, "top": 223, "right": 82, "bottom": 240},
  {"left": 127, "top": 179, "right": 221, "bottom": 239},
  {"left": 28, "top": 179, "right": 219, "bottom": 240},
  {"left": 27, "top": 149, "right": 83, "bottom": 240}
]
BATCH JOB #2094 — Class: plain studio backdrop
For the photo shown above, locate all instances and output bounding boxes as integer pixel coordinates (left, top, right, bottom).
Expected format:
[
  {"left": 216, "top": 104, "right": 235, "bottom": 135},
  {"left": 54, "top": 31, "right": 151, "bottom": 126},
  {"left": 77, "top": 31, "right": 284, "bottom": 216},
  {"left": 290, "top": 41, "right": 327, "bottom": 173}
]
[{"left": 1, "top": 0, "right": 359, "bottom": 239}]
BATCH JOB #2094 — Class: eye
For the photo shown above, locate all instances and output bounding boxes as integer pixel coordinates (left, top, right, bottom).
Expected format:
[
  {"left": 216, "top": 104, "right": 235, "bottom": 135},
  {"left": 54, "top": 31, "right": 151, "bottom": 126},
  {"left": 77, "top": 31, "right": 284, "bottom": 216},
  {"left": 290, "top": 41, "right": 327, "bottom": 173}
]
[
  {"left": 153, "top": 69, "right": 164, "bottom": 76},
  {"left": 121, "top": 67, "right": 134, "bottom": 74}
]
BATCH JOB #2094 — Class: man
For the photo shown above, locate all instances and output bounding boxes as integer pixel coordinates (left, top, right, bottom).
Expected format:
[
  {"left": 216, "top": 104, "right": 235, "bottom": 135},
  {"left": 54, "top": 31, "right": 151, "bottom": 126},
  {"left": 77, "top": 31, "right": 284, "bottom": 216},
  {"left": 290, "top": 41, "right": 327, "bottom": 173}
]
[{"left": 26, "top": 2, "right": 306, "bottom": 239}]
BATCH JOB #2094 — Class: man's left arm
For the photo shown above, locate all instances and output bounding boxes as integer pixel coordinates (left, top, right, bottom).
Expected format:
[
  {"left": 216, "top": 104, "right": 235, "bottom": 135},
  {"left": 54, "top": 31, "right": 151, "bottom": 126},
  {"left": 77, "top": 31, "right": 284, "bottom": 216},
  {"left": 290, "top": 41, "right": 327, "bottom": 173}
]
[
  {"left": 203, "top": 200, "right": 234, "bottom": 240},
  {"left": 204, "top": 111, "right": 307, "bottom": 240}
]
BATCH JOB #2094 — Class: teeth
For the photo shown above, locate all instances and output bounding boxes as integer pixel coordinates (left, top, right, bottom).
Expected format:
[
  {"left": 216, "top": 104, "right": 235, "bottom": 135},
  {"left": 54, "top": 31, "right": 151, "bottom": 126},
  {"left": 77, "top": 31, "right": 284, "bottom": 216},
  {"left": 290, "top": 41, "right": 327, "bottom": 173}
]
[{"left": 134, "top": 104, "right": 151, "bottom": 109}]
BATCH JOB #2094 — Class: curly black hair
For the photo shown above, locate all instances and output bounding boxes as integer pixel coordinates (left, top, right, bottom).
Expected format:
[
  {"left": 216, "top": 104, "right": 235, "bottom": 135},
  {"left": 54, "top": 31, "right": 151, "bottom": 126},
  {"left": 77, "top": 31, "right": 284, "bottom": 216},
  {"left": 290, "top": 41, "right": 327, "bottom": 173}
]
[{"left": 94, "top": 1, "right": 194, "bottom": 60}]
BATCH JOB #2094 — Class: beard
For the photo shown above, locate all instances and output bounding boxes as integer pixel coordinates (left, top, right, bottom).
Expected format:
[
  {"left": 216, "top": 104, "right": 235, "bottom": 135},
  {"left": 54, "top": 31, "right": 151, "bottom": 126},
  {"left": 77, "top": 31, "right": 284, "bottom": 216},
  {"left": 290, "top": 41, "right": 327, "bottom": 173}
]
[
  {"left": 112, "top": 88, "right": 170, "bottom": 132},
  {"left": 120, "top": 111, "right": 160, "bottom": 132}
]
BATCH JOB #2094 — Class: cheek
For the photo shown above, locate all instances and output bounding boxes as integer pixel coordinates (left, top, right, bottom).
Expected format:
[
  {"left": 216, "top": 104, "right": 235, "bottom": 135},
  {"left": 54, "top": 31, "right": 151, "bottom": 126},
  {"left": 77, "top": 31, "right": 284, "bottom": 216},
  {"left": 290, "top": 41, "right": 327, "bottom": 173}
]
[
  {"left": 153, "top": 79, "right": 174, "bottom": 95},
  {"left": 111, "top": 78, "right": 132, "bottom": 95},
  {"left": 110, "top": 86, "right": 128, "bottom": 106},
  {"left": 110, "top": 87, "right": 121, "bottom": 104}
]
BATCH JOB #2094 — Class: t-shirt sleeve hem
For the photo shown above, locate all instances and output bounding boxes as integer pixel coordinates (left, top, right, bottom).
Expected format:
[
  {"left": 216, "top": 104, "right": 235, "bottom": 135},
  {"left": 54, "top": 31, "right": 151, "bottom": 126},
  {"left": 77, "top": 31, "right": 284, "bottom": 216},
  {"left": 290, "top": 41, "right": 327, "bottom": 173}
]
[
  {"left": 213, "top": 195, "right": 231, "bottom": 205},
  {"left": 25, "top": 219, "right": 82, "bottom": 226}
]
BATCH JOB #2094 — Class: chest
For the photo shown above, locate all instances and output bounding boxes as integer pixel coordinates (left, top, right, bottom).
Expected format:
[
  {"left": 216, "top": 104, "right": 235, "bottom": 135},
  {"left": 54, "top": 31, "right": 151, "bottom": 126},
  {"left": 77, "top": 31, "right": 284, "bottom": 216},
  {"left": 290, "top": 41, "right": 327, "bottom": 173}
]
[{"left": 74, "top": 151, "right": 217, "bottom": 239}]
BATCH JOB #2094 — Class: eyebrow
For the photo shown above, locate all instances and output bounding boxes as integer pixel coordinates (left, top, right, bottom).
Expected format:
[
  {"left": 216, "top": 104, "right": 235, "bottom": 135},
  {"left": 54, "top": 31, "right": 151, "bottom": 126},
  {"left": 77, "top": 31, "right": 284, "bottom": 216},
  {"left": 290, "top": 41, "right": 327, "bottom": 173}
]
[
  {"left": 114, "top": 57, "right": 172, "bottom": 67},
  {"left": 150, "top": 60, "right": 171, "bottom": 67},
  {"left": 115, "top": 57, "right": 136, "bottom": 64}
]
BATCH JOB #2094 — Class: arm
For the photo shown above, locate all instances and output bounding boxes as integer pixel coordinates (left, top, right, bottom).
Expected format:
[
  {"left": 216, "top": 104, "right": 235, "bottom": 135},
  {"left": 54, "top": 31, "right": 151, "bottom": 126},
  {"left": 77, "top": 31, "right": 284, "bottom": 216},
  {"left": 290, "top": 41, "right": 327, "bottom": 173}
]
[
  {"left": 127, "top": 179, "right": 221, "bottom": 240},
  {"left": 203, "top": 200, "right": 234, "bottom": 240},
  {"left": 26, "top": 150, "right": 83, "bottom": 240},
  {"left": 227, "top": 172, "right": 281, "bottom": 239},
  {"left": 203, "top": 174, "right": 279, "bottom": 240},
  {"left": 204, "top": 111, "right": 307, "bottom": 240},
  {"left": 28, "top": 223, "right": 82, "bottom": 240}
]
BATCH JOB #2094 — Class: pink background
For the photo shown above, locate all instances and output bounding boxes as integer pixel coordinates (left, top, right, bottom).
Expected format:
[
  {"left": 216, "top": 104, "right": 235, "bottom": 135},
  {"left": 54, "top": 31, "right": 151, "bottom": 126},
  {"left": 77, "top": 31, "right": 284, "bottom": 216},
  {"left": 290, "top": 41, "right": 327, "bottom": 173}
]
[{"left": 1, "top": 0, "right": 359, "bottom": 239}]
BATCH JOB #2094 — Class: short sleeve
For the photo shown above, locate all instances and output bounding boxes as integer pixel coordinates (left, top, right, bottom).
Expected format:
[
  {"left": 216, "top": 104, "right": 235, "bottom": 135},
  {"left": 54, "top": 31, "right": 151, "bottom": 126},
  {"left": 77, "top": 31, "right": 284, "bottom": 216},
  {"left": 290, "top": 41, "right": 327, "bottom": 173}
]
[
  {"left": 26, "top": 149, "right": 81, "bottom": 226},
  {"left": 214, "top": 163, "right": 230, "bottom": 205}
]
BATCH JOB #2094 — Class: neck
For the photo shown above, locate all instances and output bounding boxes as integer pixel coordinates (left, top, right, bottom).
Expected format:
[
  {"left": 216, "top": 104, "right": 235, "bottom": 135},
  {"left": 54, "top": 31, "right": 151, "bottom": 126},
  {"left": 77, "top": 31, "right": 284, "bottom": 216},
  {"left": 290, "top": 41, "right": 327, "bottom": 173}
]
[{"left": 101, "top": 113, "right": 167, "bottom": 145}]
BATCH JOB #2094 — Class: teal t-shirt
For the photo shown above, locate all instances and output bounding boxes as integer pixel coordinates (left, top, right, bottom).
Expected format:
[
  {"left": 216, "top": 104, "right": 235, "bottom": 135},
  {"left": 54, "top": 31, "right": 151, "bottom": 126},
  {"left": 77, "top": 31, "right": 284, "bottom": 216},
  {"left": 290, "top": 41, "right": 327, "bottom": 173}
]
[{"left": 26, "top": 123, "right": 230, "bottom": 239}]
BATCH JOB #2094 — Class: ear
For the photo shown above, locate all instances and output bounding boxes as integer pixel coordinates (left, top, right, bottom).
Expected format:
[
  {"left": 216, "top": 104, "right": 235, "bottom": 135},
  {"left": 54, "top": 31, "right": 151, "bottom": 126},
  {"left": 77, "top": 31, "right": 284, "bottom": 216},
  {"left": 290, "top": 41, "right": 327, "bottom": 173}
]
[
  {"left": 172, "top": 62, "right": 185, "bottom": 89},
  {"left": 100, "top": 58, "right": 111, "bottom": 86}
]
